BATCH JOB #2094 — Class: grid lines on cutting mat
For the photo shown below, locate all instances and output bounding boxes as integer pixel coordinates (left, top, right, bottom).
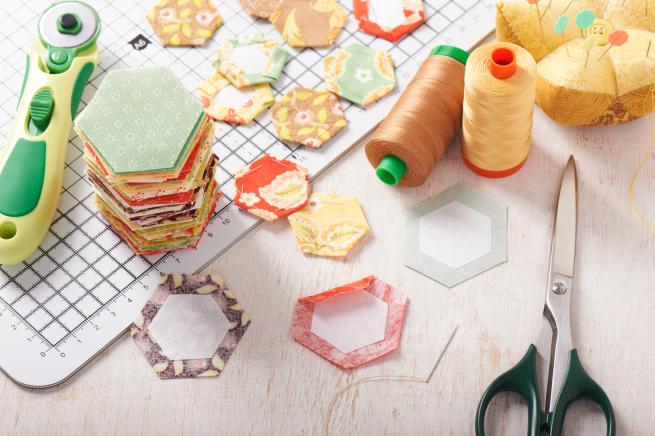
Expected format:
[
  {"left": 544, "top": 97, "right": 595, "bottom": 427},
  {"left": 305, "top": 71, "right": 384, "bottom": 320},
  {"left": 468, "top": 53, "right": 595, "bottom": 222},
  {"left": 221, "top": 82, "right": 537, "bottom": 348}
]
[{"left": 0, "top": 0, "right": 487, "bottom": 351}]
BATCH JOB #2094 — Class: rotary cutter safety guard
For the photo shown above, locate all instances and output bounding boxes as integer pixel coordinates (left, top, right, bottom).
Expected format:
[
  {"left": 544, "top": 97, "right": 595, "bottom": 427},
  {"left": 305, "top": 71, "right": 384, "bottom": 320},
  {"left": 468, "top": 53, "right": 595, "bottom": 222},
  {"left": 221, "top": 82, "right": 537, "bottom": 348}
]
[{"left": 0, "top": 1, "right": 100, "bottom": 265}]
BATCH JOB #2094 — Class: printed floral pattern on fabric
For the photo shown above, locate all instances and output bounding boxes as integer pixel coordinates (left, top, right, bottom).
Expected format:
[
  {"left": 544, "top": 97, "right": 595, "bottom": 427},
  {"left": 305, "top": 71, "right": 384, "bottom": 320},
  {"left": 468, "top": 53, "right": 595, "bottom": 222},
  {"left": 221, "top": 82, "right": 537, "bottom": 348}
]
[
  {"left": 239, "top": 0, "right": 281, "bottom": 18},
  {"left": 270, "top": 87, "right": 347, "bottom": 148},
  {"left": 291, "top": 276, "right": 409, "bottom": 369},
  {"left": 234, "top": 154, "right": 311, "bottom": 221},
  {"left": 324, "top": 43, "right": 397, "bottom": 107},
  {"left": 288, "top": 193, "right": 369, "bottom": 257},
  {"left": 131, "top": 274, "right": 251, "bottom": 380},
  {"left": 197, "top": 72, "right": 275, "bottom": 124},
  {"left": 269, "top": 0, "right": 348, "bottom": 47},
  {"left": 147, "top": 0, "right": 222, "bottom": 47},
  {"left": 215, "top": 33, "right": 289, "bottom": 88},
  {"left": 353, "top": 0, "right": 425, "bottom": 42}
]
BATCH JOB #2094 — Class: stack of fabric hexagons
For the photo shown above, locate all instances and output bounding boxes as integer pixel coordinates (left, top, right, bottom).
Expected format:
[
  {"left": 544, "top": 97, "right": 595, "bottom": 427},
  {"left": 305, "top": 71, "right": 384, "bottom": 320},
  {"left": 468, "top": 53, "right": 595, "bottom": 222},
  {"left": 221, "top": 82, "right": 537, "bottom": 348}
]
[{"left": 75, "top": 66, "right": 219, "bottom": 255}]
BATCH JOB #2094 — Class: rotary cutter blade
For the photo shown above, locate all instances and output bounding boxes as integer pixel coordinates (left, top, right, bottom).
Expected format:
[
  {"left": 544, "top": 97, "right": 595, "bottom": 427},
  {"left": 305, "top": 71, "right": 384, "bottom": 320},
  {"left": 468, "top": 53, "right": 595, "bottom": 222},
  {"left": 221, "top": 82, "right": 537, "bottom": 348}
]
[{"left": 0, "top": 2, "right": 100, "bottom": 265}]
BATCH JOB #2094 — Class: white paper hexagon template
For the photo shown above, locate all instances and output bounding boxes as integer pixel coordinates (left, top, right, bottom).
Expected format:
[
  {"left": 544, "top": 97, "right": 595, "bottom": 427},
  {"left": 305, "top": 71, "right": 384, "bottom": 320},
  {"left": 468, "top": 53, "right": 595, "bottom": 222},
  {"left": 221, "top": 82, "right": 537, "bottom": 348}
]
[
  {"left": 406, "top": 185, "right": 507, "bottom": 287},
  {"left": 310, "top": 290, "right": 388, "bottom": 354},
  {"left": 148, "top": 295, "right": 231, "bottom": 361}
]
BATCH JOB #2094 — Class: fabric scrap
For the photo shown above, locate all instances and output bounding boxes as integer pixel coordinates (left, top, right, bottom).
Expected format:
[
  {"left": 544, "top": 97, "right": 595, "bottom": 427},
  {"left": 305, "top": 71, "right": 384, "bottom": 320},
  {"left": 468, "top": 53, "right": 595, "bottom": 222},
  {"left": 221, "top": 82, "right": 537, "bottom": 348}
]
[
  {"left": 288, "top": 192, "right": 368, "bottom": 257},
  {"left": 239, "top": 0, "right": 281, "bottom": 18},
  {"left": 324, "top": 43, "right": 396, "bottom": 107},
  {"left": 234, "top": 154, "right": 310, "bottom": 221},
  {"left": 147, "top": 0, "right": 222, "bottom": 47},
  {"left": 216, "top": 33, "right": 289, "bottom": 88},
  {"left": 291, "top": 275, "right": 408, "bottom": 369},
  {"left": 353, "top": 0, "right": 425, "bottom": 42},
  {"left": 270, "top": 87, "right": 347, "bottom": 148},
  {"left": 132, "top": 274, "right": 251, "bottom": 380},
  {"left": 198, "top": 72, "right": 275, "bottom": 124},
  {"left": 269, "top": 0, "right": 347, "bottom": 47}
]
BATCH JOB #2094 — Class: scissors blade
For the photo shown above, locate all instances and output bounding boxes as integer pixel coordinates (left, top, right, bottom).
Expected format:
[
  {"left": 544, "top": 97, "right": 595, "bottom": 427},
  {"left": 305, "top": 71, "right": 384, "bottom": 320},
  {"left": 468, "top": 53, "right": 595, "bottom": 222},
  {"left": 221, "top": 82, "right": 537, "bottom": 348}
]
[
  {"left": 551, "top": 157, "right": 578, "bottom": 278},
  {"left": 537, "top": 157, "right": 578, "bottom": 412}
]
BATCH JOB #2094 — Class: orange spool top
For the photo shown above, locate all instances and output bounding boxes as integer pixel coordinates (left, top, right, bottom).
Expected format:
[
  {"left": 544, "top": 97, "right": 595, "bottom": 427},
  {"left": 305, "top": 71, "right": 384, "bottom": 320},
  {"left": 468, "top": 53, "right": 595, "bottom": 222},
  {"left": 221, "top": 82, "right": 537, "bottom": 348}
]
[{"left": 489, "top": 47, "right": 517, "bottom": 80}]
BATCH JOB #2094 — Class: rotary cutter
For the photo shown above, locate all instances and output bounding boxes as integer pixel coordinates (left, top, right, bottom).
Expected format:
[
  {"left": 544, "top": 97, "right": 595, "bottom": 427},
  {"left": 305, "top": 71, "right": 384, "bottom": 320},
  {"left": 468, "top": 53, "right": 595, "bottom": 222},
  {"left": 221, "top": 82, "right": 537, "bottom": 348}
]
[{"left": 0, "top": 2, "right": 100, "bottom": 265}]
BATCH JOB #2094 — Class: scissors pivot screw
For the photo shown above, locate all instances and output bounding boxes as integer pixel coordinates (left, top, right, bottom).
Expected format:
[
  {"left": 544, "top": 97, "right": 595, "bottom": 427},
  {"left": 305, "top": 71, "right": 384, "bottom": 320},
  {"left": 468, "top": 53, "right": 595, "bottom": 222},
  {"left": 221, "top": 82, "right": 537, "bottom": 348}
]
[{"left": 552, "top": 282, "right": 568, "bottom": 295}]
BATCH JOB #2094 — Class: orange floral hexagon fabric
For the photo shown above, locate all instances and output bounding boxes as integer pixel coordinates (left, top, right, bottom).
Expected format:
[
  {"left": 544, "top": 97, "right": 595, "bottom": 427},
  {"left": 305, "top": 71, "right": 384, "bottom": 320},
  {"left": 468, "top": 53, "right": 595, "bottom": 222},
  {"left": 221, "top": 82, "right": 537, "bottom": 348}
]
[
  {"left": 234, "top": 154, "right": 310, "bottom": 221},
  {"left": 288, "top": 193, "right": 369, "bottom": 257},
  {"left": 270, "top": 87, "right": 348, "bottom": 148},
  {"left": 269, "top": 0, "right": 348, "bottom": 47},
  {"left": 147, "top": 0, "right": 222, "bottom": 47},
  {"left": 353, "top": 0, "right": 425, "bottom": 42}
]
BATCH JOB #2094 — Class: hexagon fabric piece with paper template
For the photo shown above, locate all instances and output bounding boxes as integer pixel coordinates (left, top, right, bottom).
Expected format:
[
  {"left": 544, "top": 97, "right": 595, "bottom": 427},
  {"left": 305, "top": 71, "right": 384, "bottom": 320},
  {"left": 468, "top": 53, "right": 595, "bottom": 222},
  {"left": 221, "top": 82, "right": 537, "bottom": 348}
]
[
  {"left": 288, "top": 193, "right": 369, "bottom": 257},
  {"left": 405, "top": 184, "right": 507, "bottom": 288},
  {"left": 215, "top": 33, "right": 289, "bottom": 88},
  {"left": 131, "top": 274, "right": 251, "bottom": 379},
  {"left": 270, "top": 87, "right": 348, "bottom": 148},
  {"left": 323, "top": 43, "right": 396, "bottom": 107},
  {"left": 291, "top": 276, "right": 408, "bottom": 369},
  {"left": 234, "top": 154, "right": 310, "bottom": 221},
  {"left": 269, "top": 0, "right": 348, "bottom": 47},
  {"left": 147, "top": 0, "right": 222, "bottom": 47},
  {"left": 198, "top": 72, "right": 275, "bottom": 124},
  {"left": 353, "top": 0, "right": 425, "bottom": 42}
]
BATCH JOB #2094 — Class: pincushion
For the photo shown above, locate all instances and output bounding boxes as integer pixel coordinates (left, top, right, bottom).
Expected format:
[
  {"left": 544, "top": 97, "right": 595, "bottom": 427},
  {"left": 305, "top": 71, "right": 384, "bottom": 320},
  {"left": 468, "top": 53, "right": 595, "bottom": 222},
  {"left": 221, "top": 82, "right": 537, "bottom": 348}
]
[{"left": 496, "top": 0, "right": 655, "bottom": 126}]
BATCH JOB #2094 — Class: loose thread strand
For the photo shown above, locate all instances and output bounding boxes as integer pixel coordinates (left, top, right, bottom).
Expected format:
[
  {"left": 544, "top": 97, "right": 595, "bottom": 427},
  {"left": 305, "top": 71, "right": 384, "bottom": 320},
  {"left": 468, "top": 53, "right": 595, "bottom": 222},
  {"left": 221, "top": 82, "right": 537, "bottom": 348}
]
[{"left": 322, "top": 326, "right": 459, "bottom": 436}]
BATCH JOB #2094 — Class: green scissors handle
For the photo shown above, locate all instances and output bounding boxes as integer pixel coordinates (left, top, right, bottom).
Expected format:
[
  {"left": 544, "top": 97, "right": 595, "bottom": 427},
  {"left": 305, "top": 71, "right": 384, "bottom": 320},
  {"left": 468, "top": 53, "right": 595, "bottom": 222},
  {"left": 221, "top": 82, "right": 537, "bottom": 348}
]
[{"left": 475, "top": 344, "right": 616, "bottom": 436}]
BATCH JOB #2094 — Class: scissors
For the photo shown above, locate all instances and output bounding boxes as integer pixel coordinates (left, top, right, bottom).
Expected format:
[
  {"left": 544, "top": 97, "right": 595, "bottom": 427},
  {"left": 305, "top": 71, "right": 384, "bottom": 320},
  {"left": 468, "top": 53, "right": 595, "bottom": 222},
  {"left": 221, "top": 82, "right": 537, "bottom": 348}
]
[{"left": 475, "top": 157, "right": 615, "bottom": 435}]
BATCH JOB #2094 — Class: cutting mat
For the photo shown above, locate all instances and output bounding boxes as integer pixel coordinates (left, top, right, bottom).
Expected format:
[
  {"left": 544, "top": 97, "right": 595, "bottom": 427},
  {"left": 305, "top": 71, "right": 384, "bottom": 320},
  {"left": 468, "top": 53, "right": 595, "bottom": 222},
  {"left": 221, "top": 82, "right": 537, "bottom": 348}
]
[{"left": 0, "top": 0, "right": 494, "bottom": 387}]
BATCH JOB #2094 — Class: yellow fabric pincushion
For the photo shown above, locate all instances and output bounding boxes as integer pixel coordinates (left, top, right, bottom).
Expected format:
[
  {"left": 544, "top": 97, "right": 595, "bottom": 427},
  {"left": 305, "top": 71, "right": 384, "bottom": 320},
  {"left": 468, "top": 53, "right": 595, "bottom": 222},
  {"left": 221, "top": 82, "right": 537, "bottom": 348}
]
[{"left": 496, "top": 0, "right": 655, "bottom": 126}]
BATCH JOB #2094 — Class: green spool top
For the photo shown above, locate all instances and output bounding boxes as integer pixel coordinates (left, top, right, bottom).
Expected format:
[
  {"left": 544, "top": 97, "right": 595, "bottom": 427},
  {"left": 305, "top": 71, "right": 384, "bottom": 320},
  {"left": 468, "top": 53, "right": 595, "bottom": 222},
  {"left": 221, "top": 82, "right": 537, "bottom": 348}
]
[
  {"left": 376, "top": 155, "right": 408, "bottom": 186},
  {"left": 430, "top": 45, "right": 470, "bottom": 65},
  {"left": 374, "top": 45, "right": 468, "bottom": 186}
]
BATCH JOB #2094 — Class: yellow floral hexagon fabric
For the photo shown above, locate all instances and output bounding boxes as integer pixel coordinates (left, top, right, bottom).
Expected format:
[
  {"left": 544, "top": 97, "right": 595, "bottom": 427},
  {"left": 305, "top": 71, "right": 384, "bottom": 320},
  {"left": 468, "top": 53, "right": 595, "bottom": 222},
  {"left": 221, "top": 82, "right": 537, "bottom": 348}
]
[
  {"left": 147, "top": 0, "right": 222, "bottom": 47},
  {"left": 288, "top": 193, "right": 369, "bottom": 257},
  {"left": 216, "top": 33, "right": 289, "bottom": 88},
  {"left": 324, "top": 43, "right": 396, "bottom": 107},
  {"left": 198, "top": 72, "right": 275, "bottom": 124},
  {"left": 269, "top": 0, "right": 348, "bottom": 47},
  {"left": 270, "top": 87, "right": 348, "bottom": 148},
  {"left": 239, "top": 0, "right": 281, "bottom": 18}
]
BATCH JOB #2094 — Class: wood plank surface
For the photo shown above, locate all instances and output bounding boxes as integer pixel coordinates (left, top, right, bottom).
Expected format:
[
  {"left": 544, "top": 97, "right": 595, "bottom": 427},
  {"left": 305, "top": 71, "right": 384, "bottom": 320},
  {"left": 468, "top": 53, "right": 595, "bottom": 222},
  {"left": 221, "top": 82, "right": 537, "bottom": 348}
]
[{"left": 1, "top": 108, "right": 653, "bottom": 435}]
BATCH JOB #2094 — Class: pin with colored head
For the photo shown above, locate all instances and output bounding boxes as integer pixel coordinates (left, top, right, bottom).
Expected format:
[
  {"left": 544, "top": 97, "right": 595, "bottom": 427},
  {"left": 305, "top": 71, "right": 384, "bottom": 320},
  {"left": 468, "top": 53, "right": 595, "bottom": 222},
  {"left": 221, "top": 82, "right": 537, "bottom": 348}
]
[
  {"left": 554, "top": 15, "right": 571, "bottom": 57},
  {"left": 526, "top": 0, "right": 545, "bottom": 41},
  {"left": 598, "top": 29, "right": 628, "bottom": 60},
  {"left": 575, "top": 9, "right": 595, "bottom": 37}
]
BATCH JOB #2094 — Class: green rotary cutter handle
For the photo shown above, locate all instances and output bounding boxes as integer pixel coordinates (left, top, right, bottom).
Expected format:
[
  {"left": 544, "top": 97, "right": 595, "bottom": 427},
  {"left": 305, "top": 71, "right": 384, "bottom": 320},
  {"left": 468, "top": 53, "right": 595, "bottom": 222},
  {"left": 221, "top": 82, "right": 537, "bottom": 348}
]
[{"left": 0, "top": 1, "right": 100, "bottom": 265}]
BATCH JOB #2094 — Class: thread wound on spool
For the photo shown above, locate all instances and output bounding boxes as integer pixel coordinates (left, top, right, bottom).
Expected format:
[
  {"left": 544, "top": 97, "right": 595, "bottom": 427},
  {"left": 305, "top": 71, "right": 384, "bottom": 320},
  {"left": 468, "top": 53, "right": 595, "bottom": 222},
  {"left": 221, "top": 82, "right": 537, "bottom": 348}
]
[
  {"left": 461, "top": 42, "right": 536, "bottom": 178},
  {"left": 366, "top": 46, "right": 468, "bottom": 187}
]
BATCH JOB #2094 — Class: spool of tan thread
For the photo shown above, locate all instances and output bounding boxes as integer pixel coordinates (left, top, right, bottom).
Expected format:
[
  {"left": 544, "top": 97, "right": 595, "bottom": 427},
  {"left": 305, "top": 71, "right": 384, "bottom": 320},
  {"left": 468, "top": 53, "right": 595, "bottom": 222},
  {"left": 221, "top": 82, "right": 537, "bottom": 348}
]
[
  {"left": 461, "top": 42, "right": 537, "bottom": 178},
  {"left": 365, "top": 45, "right": 469, "bottom": 187}
]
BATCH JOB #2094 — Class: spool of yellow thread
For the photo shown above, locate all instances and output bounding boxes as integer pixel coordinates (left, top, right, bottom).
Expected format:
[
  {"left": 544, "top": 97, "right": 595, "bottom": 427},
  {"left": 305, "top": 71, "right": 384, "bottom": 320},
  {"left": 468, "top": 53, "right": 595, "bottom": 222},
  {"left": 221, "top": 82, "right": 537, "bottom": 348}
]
[{"left": 461, "top": 42, "right": 537, "bottom": 178}]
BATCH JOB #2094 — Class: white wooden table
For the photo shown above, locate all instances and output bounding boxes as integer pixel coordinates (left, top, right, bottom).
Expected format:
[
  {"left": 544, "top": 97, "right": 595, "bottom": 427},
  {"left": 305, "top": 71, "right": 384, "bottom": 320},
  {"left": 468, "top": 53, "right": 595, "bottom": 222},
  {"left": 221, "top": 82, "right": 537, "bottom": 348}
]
[{"left": 1, "top": 109, "right": 653, "bottom": 435}]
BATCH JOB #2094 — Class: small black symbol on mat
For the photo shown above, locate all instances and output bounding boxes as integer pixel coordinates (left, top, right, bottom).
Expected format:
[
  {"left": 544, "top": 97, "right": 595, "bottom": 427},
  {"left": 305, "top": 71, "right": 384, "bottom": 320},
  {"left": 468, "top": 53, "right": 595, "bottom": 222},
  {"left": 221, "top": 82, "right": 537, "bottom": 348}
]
[{"left": 128, "top": 34, "right": 151, "bottom": 51}]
